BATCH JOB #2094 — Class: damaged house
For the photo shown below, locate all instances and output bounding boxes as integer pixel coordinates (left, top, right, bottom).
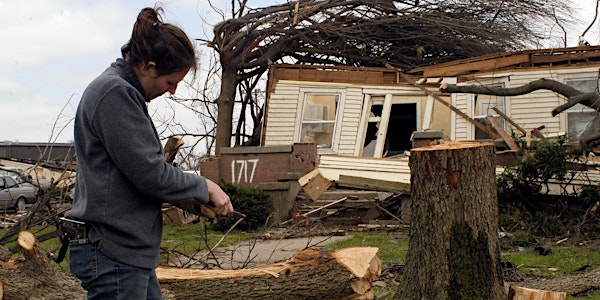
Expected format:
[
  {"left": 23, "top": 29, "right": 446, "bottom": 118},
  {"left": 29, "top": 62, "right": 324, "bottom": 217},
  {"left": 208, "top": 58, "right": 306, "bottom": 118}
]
[{"left": 202, "top": 46, "right": 600, "bottom": 224}]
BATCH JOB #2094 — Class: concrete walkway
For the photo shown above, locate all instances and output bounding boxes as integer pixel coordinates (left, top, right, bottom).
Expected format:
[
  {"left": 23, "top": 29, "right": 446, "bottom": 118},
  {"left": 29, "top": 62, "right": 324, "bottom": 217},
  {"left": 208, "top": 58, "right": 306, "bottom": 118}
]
[{"left": 183, "top": 235, "right": 353, "bottom": 269}]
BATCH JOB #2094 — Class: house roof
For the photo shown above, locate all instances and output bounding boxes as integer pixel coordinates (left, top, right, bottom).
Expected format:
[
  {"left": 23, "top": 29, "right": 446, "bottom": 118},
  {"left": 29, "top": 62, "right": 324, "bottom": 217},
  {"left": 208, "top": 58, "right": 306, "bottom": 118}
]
[{"left": 408, "top": 46, "right": 600, "bottom": 78}]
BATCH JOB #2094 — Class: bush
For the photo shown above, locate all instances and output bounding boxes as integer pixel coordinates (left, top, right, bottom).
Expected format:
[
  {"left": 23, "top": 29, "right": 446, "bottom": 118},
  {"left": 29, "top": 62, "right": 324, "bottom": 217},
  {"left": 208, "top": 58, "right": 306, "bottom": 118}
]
[
  {"left": 211, "top": 181, "right": 273, "bottom": 232},
  {"left": 497, "top": 138, "right": 600, "bottom": 238}
]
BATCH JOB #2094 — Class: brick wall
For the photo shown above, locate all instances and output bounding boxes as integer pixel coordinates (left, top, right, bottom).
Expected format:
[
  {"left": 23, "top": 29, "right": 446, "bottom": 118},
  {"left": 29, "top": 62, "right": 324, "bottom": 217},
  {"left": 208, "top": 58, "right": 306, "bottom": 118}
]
[{"left": 200, "top": 143, "right": 316, "bottom": 186}]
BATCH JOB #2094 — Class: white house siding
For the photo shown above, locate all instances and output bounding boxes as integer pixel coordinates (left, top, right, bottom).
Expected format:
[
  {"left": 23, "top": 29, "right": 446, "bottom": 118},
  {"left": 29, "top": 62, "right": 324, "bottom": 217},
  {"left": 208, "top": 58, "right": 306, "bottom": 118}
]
[
  {"left": 264, "top": 80, "right": 452, "bottom": 156},
  {"left": 453, "top": 66, "right": 600, "bottom": 139},
  {"left": 452, "top": 93, "right": 470, "bottom": 141},
  {"left": 506, "top": 71, "right": 562, "bottom": 135},
  {"left": 264, "top": 84, "right": 301, "bottom": 146},
  {"left": 318, "top": 154, "right": 411, "bottom": 183}
]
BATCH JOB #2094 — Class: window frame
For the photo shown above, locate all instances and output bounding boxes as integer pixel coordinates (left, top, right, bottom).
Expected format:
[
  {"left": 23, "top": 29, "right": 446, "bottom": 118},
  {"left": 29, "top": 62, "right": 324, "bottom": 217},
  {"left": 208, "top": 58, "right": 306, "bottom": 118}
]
[
  {"left": 564, "top": 78, "right": 600, "bottom": 143},
  {"left": 298, "top": 93, "right": 341, "bottom": 151}
]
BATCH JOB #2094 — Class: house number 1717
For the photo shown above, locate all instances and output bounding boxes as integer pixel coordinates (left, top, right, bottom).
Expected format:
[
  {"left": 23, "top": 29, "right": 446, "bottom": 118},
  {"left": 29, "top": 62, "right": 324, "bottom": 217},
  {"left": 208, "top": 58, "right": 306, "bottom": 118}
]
[{"left": 231, "top": 159, "right": 259, "bottom": 184}]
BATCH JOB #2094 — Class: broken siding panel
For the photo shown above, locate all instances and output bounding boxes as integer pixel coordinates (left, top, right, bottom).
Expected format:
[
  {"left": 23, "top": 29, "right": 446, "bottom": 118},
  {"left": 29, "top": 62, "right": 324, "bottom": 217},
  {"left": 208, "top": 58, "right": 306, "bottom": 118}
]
[
  {"left": 337, "top": 87, "right": 365, "bottom": 155},
  {"left": 318, "top": 155, "right": 411, "bottom": 183}
]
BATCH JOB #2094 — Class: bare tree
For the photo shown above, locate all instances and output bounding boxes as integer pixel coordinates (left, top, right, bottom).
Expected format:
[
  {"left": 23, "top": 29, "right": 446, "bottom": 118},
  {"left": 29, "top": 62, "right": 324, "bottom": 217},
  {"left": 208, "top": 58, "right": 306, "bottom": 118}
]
[{"left": 201, "top": 0, "right": 573, "bottom": 151}]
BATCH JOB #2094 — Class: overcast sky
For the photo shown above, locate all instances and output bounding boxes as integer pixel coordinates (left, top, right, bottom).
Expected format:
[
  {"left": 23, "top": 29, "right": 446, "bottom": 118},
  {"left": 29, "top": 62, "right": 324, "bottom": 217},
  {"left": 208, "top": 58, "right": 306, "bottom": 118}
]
[{"left": 0, "top": 0, "right": 598, "bottom": 143}]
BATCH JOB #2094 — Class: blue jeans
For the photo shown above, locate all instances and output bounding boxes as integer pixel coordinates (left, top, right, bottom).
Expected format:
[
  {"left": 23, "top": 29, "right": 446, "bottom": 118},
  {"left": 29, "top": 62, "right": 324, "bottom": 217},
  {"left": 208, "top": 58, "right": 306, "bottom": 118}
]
[{"left": 69, "top": 241, "right": 163, "bottom": 300}]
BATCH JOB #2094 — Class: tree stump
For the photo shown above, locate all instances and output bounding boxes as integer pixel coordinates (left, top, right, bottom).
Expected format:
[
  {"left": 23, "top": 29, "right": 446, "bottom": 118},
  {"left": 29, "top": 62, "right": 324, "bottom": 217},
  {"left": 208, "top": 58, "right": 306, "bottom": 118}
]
[
  {"left": 396, "top": 141, "right": 505, "bottom": 299},
  {"left": 157, "top": 247, "right": 381, "bottom": 299}
]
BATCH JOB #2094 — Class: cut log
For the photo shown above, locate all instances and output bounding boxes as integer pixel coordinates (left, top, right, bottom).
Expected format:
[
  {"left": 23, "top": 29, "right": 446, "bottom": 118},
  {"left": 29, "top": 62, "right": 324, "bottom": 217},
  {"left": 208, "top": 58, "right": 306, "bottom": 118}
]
[
  {"left": 164, "top": 135, "right": 185, "bottom": 164},
  {"left": 16, "top": 230, "right": 36, "bottom": 256},
  {"left": 0, "top": 231, "right": 85, "bottom": 300},
  {"left": 157, "top": 247, "right": 381, "bottom": 299},
  {"left": 508, "top": 285, "right": 566, "bottom": 300}
]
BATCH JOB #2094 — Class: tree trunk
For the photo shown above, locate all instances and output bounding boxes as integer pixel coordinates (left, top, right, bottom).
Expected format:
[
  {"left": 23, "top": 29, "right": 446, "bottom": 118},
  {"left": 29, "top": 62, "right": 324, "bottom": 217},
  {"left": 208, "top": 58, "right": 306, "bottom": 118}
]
[
  {"left": 215, "top": 69, "right": 239, "bottom": 154},
  {"left": 396, "top": 141, "right": 505, "bottom": 299},
  {"left": 157, "top": 247, "right": 381, "bottom": 299}
]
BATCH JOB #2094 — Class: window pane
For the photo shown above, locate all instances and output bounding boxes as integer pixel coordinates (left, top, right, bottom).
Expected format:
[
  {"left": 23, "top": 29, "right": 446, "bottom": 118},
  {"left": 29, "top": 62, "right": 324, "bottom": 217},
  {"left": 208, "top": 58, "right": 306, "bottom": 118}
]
[
  {"left": 300, "top": 123, "right": 335, "bottom": 148},
  {"left": 362, "top": 104, "right": 383, "bottom": 157},
  {"left": 302, "top": 95, "right": 337, "bottom": 121},
  {"left": 565, "top": 78, "right": 599, "bottom": 142},
  {"left": 300, "top": 94, "right": 339, "bottom": 149}
]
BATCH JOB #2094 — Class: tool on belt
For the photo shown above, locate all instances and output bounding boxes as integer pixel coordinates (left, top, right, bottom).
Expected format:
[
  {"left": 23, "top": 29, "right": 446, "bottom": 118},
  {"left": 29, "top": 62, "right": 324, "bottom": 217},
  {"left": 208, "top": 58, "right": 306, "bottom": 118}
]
[
  {"left": 54, "top": 204, "right": 245, "bottom": 263},
  {"left": 55, "top": 217, "right": 88, "bottom": 263}
]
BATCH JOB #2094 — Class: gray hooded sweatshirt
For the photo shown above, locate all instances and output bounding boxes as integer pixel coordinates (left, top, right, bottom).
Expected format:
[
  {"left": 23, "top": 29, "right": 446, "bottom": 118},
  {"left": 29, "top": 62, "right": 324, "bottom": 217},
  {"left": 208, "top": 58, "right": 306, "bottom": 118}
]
[{"left": 66, "top": 59, "right": 209, "bottom": 269}]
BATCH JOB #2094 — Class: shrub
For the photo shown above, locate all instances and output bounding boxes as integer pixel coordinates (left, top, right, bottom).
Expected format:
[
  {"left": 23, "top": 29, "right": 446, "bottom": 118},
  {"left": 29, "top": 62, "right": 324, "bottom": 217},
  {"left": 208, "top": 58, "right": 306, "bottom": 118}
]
[{"left": 211, "top": 181, "right": 273, "bottom": 232}]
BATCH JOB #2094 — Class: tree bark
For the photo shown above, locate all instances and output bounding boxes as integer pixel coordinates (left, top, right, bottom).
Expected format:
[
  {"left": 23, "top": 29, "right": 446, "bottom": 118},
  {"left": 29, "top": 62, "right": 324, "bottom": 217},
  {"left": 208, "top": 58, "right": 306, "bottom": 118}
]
[
  {"left": 215, "top": 69, "right": 238, "bottom": 154},
  {"left": 0, "top": 231, "right": 85, "bottom": 300},
  {"left": 157, "top": 247, "right": 381, "bottom": 299},
  {"left": 396, "top": 141, "right": 505, "bottom": 299}
]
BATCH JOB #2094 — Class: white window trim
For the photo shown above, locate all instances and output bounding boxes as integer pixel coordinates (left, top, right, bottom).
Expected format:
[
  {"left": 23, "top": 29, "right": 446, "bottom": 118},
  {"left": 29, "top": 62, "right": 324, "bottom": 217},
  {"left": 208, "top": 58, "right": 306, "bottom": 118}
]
[{"left": 295, "top": 89, "right": 344, "bottom": 153}]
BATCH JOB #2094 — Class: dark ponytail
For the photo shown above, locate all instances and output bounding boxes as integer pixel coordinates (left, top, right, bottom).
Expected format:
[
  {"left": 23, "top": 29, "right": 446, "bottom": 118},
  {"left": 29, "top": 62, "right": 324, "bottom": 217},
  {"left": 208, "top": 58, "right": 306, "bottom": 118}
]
[{"left": 121, "top": 6, "right": 197, "bottom": 75}]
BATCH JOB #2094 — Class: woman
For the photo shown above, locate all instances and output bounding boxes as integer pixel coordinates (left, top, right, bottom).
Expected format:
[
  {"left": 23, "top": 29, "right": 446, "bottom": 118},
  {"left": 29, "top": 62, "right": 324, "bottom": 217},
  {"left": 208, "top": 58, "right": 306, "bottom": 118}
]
[{"left": 65, "top": 6, "right": 233, "bottom": 299}]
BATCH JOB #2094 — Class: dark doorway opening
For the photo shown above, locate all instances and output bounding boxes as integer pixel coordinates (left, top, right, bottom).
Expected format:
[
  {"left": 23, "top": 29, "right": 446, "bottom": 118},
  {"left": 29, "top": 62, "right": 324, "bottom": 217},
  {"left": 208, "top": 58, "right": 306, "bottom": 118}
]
[{"left": 384, "top": 103, "right": 417, "bottom": 156}]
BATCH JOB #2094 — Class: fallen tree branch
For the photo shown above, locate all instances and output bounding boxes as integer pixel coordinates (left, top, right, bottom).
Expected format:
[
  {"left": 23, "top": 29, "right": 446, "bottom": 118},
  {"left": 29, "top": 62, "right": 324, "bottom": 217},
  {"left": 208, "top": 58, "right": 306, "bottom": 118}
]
[
  {"left": 440, "top": 79, "right": 600, "bottom": 116},
  {"left": 158, "top": 247, "right": 381, "bottom": 299}
]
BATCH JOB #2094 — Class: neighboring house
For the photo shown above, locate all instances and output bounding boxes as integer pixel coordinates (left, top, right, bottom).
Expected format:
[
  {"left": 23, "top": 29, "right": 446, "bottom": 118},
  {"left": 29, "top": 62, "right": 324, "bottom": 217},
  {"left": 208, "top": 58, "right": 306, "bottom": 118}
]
[
  {"left": 409, "top": 46, "right": 600, "bottom": 145},
  {"left": 259, "top": 46, "right": 600, "bottom": 188}
]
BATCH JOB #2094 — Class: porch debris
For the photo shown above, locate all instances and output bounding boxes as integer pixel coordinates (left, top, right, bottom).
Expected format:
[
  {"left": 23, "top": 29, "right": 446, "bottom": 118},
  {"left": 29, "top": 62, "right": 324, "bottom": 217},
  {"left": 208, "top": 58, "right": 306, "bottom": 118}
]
[
  {"left": 285, "top": 182, "right": 405, "bottom": 226},
  {"left": 531, "top": 125, "right": 546, "bottom": 140},
  {"left": 281, "top": 197, "right": 347, "bottom": 225},
  {"left": 336, "top": 175, "right": 410, "bottom": 194},
  {"left": 157, "top": 247, "right": 382, "bottom": 299},
  {"left": 298, "top": 169, "right": 332, "bottom": 200},
  {"left": 486, "top": 116, "right": 520, "bottom": 151}
]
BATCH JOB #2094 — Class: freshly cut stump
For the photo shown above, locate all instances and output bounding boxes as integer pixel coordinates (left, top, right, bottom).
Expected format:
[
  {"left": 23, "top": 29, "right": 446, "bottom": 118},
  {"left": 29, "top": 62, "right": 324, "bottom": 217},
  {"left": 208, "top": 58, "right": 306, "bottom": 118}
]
[
  {"left": 157, "top": 247, "right": 381, "bottom": 299},
  {"left": 397, "top": 141, "right": 505, "bottom": 299}
]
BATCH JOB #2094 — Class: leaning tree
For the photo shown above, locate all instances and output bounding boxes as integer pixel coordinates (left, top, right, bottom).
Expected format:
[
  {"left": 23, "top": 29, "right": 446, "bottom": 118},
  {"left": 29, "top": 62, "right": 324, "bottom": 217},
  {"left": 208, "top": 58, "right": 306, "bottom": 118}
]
[{"left": 201, "top": 0, "right": 574, "bottom": 152}]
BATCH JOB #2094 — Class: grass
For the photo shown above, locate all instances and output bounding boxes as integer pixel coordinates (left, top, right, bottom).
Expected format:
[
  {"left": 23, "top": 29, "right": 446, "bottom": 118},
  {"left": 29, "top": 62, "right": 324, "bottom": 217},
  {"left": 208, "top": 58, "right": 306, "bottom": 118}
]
[
  {"left": 325, "top": 231, "right": 600, "bottom": 300},
  {"left": 7, "top": 225, "right": 600, "bottom": 299},
  {"left": 503, "top": 246, "right": 600, "bottom": 300},
  {"left": 502, "top": 246, "right": 600, "bottom": 277},
  {"left": 160, "top": 223, "right": 251, "bottom": 263},
  {"left": 325, "top": 230, "right": 409, "bottom": 262}
]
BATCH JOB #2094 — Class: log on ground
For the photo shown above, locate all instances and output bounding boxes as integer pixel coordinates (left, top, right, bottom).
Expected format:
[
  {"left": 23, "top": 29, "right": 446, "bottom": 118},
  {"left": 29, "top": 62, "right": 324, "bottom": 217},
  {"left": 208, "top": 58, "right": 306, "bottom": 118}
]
[
  {"left": 0, "top": 231, "right": 85, "bottom": 300},
  {"left": 157, "top": 247, "right": 381, "bottom": 299}
]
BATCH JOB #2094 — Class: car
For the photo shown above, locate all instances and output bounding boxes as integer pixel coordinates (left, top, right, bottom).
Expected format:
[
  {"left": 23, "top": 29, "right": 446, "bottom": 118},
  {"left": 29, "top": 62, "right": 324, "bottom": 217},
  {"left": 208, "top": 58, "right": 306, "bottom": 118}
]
[
  {"left": 0, "top": 168, "right": 23, "bottom": 183},
  {"left": 0, "top": 175, "right": 38, "bottom": 211}
]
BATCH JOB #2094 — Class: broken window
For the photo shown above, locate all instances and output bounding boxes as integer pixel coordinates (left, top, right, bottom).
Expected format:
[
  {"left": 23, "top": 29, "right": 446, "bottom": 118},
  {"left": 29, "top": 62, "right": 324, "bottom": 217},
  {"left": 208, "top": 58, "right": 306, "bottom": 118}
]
[
  {"left": 299, "top": 94, "right": 339, "bottom": 149},
  {"left": 360, "top": 95, "right": 418, "bottom": 158},
  {"left": 565, "top": 78, "right": 600, "bottom": 143},
  {"left": 362, "top": 102, "right": 383, "bottom": 157},
  {"left": 473, "top": 83, "right": 505, "bottom": 140}
]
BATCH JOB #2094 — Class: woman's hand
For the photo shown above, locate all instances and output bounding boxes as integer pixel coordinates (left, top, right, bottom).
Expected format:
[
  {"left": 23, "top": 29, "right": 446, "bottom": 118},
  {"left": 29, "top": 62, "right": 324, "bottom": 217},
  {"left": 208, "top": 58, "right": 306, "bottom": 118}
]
[{"left": 205, "top": 179, "right": 234, "bottom": 216}]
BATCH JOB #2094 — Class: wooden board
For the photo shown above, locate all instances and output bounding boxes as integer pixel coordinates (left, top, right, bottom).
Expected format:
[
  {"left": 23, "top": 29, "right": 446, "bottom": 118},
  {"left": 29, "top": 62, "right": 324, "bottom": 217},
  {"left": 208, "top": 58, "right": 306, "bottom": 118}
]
[{"left": 298, "top": 169, "right": 332, "bottom": 200}]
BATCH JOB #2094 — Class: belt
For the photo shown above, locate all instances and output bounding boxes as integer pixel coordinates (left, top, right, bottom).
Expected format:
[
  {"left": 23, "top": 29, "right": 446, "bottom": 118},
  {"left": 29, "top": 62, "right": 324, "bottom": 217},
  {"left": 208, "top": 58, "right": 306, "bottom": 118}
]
[
  {"left": 56, "top": 217, "right": 89, "bottom": 263},
  {"left": 60, "top": 217, "right": 89, "bottom": 242}
]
